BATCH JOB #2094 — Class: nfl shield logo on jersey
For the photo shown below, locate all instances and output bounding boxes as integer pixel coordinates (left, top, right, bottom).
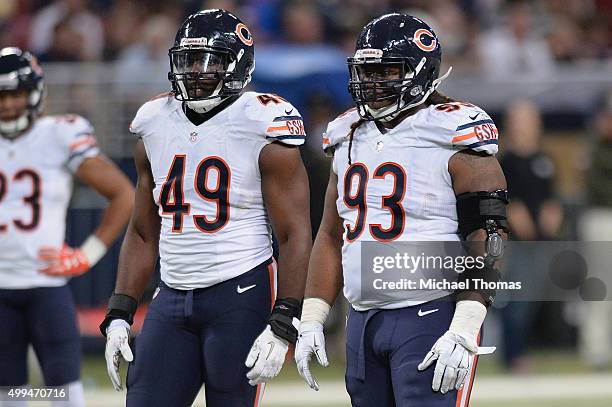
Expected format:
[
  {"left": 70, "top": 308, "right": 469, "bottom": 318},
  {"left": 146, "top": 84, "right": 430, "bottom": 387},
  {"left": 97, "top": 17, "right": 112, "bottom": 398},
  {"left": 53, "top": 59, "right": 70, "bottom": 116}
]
[{"left": 189, "top": 131, "right": 198, "bottom": 143}]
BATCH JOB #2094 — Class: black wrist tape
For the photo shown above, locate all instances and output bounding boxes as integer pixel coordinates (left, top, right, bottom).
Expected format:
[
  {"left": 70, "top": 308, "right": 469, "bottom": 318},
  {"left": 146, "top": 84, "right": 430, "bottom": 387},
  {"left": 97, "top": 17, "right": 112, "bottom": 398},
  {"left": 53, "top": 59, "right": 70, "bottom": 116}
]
[
  {"left": 268, "top": 297, "right": 302, "bottom": 343},
  {"left": 99, "top": 293, "right": 138, "bottom": 337}
]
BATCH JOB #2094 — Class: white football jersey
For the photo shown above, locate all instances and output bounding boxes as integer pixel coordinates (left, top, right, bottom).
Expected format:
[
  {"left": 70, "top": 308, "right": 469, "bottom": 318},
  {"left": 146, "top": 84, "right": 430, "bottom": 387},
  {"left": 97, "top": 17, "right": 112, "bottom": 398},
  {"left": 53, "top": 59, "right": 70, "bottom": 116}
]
[
  {"left": 130, "top": 91, "right": 305, "bottom": 290},
  {"left": 0, "top": 115, "right": 100, "bottom": 289},
  {"left": 324, "top": 102, "right": 499, "bottom": 310}
]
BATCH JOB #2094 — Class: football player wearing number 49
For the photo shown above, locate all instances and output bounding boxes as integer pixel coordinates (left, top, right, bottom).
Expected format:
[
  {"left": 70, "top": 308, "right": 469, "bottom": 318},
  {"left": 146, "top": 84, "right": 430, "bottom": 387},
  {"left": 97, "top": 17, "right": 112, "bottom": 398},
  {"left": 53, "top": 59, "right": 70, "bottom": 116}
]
[
  {"left": 99, "top": 9, "right": 311, "bottom": 407},
  {"left": 0, "top": 48, "right": 135, "bottom": 406},
  {"left": 295, "top": 14, "right": 508, "bottom": 407}
]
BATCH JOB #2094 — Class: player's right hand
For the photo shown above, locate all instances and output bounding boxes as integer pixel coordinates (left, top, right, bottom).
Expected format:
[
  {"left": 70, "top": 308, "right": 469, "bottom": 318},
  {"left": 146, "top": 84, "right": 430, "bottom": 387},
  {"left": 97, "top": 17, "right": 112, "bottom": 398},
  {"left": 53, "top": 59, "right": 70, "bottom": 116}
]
[
  {"left": 104, "top": 319, "right": 133, "bottom": 391},
  {"left": 417, "top": 300, "right": 496, "bottom": 394},
  {"left": 38, "top": 244, "right": 91, "bottom": 276},
  {"left": 295, "top": 322, "right": 329, "bottom": 391}
]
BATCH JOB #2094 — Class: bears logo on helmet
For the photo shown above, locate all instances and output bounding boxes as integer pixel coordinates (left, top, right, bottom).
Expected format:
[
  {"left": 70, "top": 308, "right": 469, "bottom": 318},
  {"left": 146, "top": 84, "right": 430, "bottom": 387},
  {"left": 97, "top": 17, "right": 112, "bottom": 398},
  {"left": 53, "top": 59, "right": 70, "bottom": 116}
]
[
  {"left": 413, "top": 29, "right": 437, "bottom": 52},
  {"left": 235, "top": 23, "right": 253, "bottom": 47}
]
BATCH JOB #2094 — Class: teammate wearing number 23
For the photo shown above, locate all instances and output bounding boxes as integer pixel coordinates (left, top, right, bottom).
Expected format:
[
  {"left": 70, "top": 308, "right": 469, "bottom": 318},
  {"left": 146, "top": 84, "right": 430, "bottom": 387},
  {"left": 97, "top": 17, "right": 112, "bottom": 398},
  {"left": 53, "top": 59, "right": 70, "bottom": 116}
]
[
  {"left": 99, "top": 9, "right": 311, "bottom": 407},
  {"left": 0, "top": 48, "right": 134, "bottom": 406},
  {"left": 296, "top": 14, "right": 508, "bottom": 407}
]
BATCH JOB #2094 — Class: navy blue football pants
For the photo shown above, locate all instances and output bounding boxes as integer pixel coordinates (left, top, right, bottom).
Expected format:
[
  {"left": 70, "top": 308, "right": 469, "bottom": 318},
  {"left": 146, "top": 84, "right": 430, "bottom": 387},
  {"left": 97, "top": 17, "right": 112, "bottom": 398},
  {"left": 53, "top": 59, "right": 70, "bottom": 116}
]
[
  {"left": 0, "top": 285, "right": 81, "bottom": 386},
  {"left": 126, "top": 259, "right": 275, "bottom": 407},
  {"left": 345, "top": 297, "right": 480, "bottom": 407}
]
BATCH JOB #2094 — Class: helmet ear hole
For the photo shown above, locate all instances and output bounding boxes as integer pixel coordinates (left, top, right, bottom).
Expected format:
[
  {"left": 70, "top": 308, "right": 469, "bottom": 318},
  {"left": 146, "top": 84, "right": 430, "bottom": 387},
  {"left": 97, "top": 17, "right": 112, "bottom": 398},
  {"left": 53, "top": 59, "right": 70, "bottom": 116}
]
[
  {"left": 429, "top": 64, "right": 438, "bottom": 79},
  {"left": 243, "top": 60, "right": 254, "bottom": 87}
]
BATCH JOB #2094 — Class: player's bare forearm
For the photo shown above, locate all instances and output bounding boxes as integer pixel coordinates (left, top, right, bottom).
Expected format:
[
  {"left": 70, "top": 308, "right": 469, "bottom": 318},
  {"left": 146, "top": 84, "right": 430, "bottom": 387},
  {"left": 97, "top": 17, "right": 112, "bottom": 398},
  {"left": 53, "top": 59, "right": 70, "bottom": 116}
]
[
  {"left": 113, "top": 140, "right": 160, "bottom": 300},
  {"left": 114, "top": 224, "right": 159, "bottom": 300},
  {"left": 275, "top": 236, "right": 311, "bottom": 300},
  {"left": 449, "top": 150, "right": 508, "bottom": 306},
  {"left": 260, "top": 143, "right": 312, "bottom": 300},
  {"left": 76, "top": 155, "right": 135, "bottom": 246},
  {"left": 306, "top": 230, "right": 343, "bottom": 305},
  {"left": 305, "top": 169, "right": 344, "bottom": 305}
]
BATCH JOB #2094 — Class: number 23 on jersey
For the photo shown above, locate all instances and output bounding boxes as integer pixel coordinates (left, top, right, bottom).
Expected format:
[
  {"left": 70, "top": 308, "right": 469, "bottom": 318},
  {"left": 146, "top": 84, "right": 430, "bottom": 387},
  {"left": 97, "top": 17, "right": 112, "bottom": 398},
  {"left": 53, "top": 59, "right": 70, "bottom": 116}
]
[
  {"left": 159, "top": 155, "right": 231, "bottom": 233},
  {"left": 0, "top": 169, "right": 42, "bottom": 232}
]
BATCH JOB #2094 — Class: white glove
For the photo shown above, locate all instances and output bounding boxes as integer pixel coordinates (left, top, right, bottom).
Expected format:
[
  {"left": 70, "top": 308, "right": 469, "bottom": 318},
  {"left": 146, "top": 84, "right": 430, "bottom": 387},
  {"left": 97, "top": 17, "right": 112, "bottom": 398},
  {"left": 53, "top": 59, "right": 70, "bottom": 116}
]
[
  {"left": 417, "top": 301, "right": 495, "bottom": 394},
  {"left": 105, "top": 319, "right": 133, "bottom": 391},
  {"left": 245, "top": 325, "right": 289, "bottom": 386},
  {"left": 295, "top": 322, "right": 329, "bottom": 391}
]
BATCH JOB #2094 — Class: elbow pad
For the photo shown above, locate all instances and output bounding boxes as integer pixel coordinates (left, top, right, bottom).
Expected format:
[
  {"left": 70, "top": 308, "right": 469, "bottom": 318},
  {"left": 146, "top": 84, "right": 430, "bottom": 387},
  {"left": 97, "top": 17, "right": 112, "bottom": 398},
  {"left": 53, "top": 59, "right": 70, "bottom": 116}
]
[
  {"left": 456, "top": 190, "right": 509, "bottom": 239},
  {"left": 455, "top": 190, "right": 508, "bottom": 305}
]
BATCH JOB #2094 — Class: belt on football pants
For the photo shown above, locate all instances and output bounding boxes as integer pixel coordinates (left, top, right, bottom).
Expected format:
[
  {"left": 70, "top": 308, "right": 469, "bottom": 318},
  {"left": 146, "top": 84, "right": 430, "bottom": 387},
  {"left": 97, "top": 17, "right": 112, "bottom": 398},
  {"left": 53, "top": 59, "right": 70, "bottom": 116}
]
[
  {"left": 159, "top": 282, "right": 195, "bottom": 322},
  {"left": 356, "top": 308, "right": 381, "bottom": 381},
  {"left": 184, "top": 290, "right": 194, "bottom": 321}
]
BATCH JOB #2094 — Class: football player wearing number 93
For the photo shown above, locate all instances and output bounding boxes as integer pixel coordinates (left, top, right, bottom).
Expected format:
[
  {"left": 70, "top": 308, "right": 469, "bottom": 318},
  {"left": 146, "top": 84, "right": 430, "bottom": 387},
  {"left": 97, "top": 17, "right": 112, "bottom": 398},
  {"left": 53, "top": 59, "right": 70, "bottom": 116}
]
[
  {"left": 99, "top": 9, "right": 311, "bottom": 407},
  {"left": 295, "top": 14, "right": 508, "bottom": 407},
  {"left": 0, "top": 48, "right": 134, "bottom": 406}
]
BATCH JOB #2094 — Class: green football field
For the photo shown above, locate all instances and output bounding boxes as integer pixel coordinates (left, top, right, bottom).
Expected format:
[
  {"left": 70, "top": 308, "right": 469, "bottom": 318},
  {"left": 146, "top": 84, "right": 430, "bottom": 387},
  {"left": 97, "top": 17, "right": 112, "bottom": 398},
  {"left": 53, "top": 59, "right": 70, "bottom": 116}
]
[{"left": 67, "top": 351, "right": 612, "bottom": 407}]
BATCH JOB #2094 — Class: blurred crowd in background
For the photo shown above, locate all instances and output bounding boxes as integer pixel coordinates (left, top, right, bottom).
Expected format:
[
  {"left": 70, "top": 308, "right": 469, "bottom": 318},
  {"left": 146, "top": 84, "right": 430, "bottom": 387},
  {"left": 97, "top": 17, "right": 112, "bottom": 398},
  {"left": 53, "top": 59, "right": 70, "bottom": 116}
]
[
  {"left": 0, "top": 0, "right": 611, "bottom": 374},
  {"left": 0, "top": 0, "right": 610, "bottom": 70}
]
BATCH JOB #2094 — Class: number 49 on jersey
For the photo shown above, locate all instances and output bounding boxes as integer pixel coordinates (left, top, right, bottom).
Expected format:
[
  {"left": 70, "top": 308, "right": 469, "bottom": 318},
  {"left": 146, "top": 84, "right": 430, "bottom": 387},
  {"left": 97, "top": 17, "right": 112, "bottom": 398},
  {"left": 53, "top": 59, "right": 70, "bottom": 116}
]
[{"left": 159, "top": 155, "right": 231, "bottom": 233}]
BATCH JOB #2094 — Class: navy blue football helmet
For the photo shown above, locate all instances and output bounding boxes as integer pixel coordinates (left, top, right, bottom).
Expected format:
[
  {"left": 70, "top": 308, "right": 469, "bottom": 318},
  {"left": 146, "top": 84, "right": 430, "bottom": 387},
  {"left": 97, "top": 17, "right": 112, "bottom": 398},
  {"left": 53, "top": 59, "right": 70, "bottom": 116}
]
[
  {"left": 348, "top": 13, "right": 446, "bottom": 121},
  {"left": 168, "top": 9, "right": 255, "bottom": 113},
  {"left": 0, "top": 47, "right": 45, "bottom": 137}
]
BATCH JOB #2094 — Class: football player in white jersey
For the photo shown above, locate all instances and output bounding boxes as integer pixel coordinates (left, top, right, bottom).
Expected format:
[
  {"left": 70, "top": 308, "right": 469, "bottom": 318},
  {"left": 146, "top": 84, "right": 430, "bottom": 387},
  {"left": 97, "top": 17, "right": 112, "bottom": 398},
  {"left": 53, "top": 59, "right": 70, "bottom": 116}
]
[
  {"left": 295, "top": 14, "right": 508, "bottom": 407},
  {"left": 99, "top": 9, "right": 311, "bottom": 407},
  {"left": 0, "top": 48, "right": 134, "bottom": 406}
]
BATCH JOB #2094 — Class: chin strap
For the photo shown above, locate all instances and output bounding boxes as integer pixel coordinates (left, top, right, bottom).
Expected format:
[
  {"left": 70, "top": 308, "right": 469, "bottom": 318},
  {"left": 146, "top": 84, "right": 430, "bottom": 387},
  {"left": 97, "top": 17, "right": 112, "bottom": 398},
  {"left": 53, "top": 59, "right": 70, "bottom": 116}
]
[
  {"left": 433, "top": 66, "right": 453, "bottom": 88},
  {"left": 0, "top": 114, "right": 30, "bottom": 138},
  {"left": 186, "top": 96, "right": 227, "bottom": 113},
  {"left": 374, "top": 66, "right": 453, "bottom": 123},
  {"left": 180, "top": 76, "right": 226, "bottom": 113},
  {"left": 416, "top": 65, "right": 452, "bottom": 106}
]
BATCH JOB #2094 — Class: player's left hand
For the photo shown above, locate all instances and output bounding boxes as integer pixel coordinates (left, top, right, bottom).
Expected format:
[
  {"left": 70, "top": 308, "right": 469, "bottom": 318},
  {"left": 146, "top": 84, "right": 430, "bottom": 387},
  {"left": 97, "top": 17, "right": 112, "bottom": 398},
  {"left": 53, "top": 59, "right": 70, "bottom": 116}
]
[
  {"left": 417, "top": 331, "right": 495, "bottom": 394},
  {"left": 245, "top": 325, "right": 289, "bottom": 386},
  {"left": 295, "top": 322, "right": 329, "bottom": 391},
  {"left": 105, "top": 319, "right": 133, "bottom": 391},
  {"left": 38, "top": 244, "right": 90, "bottom": 276}
]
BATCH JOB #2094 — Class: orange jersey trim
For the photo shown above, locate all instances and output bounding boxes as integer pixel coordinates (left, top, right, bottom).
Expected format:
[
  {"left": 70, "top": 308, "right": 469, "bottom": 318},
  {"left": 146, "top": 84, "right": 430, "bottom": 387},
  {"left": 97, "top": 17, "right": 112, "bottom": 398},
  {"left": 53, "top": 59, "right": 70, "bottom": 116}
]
[
  {"left": 69, "top": 135, "right": 96, "bottom": 151},
  {"left": 266, "top": 125, "right": 289, "bottom": 132},
  {"left": 451, "top": 132, "right": 477, "bottom": 143}
]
